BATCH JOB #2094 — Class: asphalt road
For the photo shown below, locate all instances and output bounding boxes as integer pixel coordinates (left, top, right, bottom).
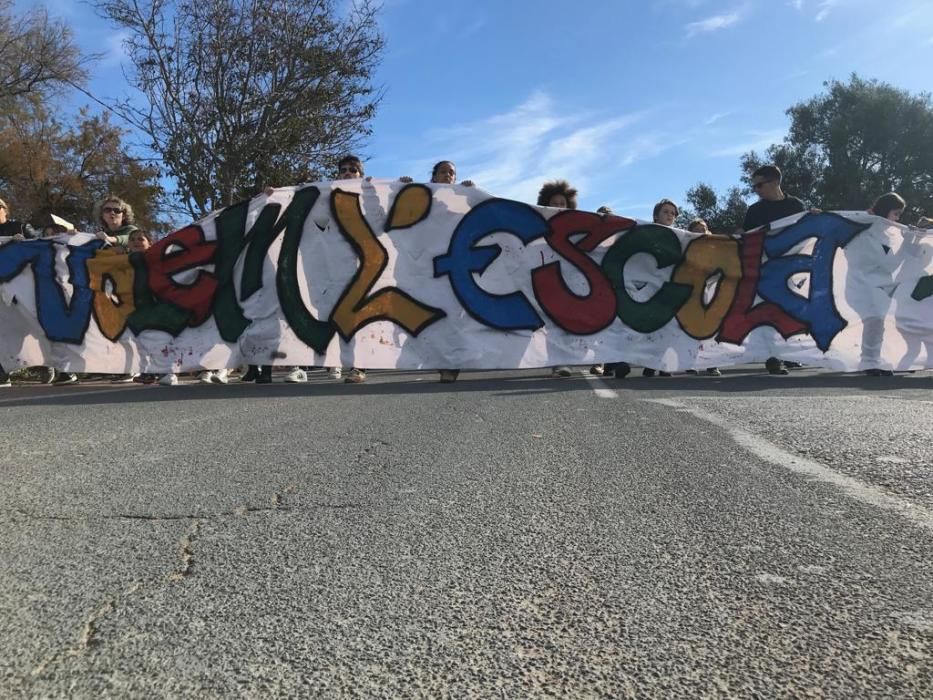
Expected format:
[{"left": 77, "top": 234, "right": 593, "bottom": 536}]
[{"left": 1, "top": 367, "right": 932, "bottom": 698}]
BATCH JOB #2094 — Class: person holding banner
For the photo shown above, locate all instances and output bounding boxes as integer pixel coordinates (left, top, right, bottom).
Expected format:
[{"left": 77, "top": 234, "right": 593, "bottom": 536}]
[
  {"left": 853, "top": 192, "right": 906, "bottom": 376},
  {"left": 742, "top": 165, "right": 810, "bottom": 376},
  {"left": 639, "top": 199, "right": 681, "bottom": 377},
  {"left": 0, "top": 198, "right": 35, "bottom": 239},
  {"left": 93, "top": 196, "right": 139, "bottom": 248},
  {"left": 424, "top": 160, "right": 473, "bottom": 383},
  {"left": 537, "top": 180, "right": 579, "bottom": 379}
]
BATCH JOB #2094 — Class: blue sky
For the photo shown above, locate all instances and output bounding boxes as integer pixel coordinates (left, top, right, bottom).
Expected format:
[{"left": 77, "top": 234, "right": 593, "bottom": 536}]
[{"left": 16, "top": 0, "right": 933, "bottom": 219}]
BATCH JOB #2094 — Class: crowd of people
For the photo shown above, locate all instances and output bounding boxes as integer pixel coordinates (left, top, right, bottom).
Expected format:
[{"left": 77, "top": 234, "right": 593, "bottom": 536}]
[{"left": 0, "top": 161, "right": 929, "bottom": 389}]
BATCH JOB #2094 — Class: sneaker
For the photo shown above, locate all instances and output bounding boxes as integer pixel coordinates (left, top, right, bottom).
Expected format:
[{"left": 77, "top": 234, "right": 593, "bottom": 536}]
[
  {"left": 256, "top": 366, "right": 272, "bottom": 384},
  {"left": 589, "top": 364, "right": 605, "bottom": 376},
  {"left": 552, "top": 366, "right": 572, "bottom": 378},
  {"left": 686, "top": 369, "right": 698, "bottom": 375},
  {"left": 197, "top": 370, "right": 215, "bottom": 384},
  {"left": 658, "top": 371, "right": 672, "bottom": 377},
  {"left": 133, "top": 374, "right": 157, "bottom": 384},
  {"left": 159, "top": 373, "right": 178, "bottom": 386},
  {"left": 38, "top": 366, "right": 55, "bottom": 384},
  {"left": 439, "top": 369, "right": 459, "bottom": 383},
  {"left": 642, "top": 368, "right": 656, "bottom": 378},
  {"left": 241, "top": 365, "right": 259, "bottom": 382},
  {"left": 864, "top": 368, "right": 894, "bottom": 377},
  {"left": 612, "top": 363, "right": 630, "bottom": 379},
  {"left": 344, "top": 368, "right": 367, "bottom": 384},
  {"left": 112, "top": 373, "right": 139, "bottom": 384},
  {"left": 0, "top": 374, "right": 10, "bottom": 388},
  {"left": 706, "top": 368, "right": 722, "bottom": 377},
  {"left": 765, "top": 357, "right": 789, "bottom": 376},
  {"left": 52, "top": 372, "right": 78, "bottom": 385},
  {"left": 211, "top": 369, "right": 229, "bottom": 384},
  {"left": 328, "top": 367, "right": 343, "bottom": 380},
  {"left": 285, "top": 368, "right": 307, "bottom": 383}
]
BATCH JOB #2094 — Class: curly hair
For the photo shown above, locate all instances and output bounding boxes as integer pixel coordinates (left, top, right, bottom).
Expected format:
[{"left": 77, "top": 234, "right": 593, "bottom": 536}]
[
  {"left": 537, "top": 180, "right": 578, "bottom": 209},
  {"left": 94, "top": 195, "right": 135, "bottom": 228}
]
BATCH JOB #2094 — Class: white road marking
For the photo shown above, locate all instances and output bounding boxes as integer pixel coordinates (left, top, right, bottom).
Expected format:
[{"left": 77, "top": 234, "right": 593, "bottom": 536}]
[
  {"left": 645, "top": 397, "right": 933, "bottom": 534},
  {"left": 585, "top": 375, "right": 618, "bottom": 399}
]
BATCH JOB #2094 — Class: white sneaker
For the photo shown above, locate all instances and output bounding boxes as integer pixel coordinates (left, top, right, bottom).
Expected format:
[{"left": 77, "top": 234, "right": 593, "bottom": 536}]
[
  {"left": 197, "top": 371, "right": 214, "bottom": 384},
  {"left": 159, "top": 373, "right": 178, "bottom": 386},
  {"left": 211, "top": 369, "right": 229, "bottom": 384},
  {"left": 328, "top": 367, "right": 342, "bottom": 379},
  {"left": 285, "top": 368, "right": 307, "bottom": 383},
  {"left": 112, "top": 373, "right": 139, "bottom": 384}
]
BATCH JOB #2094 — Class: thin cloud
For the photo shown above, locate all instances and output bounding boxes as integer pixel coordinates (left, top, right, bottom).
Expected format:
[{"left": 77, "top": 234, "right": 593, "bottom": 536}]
[
  {"left": 703, "top": 111, "right": 733, "bottom": 126},
  {"left": 685, "top": 11, "right": 742, "bottom": 37},
  {"left": 708, "top": 128, "right": 786, "bottom": 157},
  {"left": 417, "top": 91, "right": 659, "bottom": 204},
  {"left": 814, "top": 0, "right": 837, "bottom": 22}
]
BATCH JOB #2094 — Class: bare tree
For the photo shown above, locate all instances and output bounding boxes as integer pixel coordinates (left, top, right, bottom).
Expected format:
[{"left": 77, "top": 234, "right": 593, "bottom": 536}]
[
  {"left": 94, "top": 0, "right": 384, "bottom": 219},
  {"left": 0, "top": 0, "right": 89, "bottom": 100}
]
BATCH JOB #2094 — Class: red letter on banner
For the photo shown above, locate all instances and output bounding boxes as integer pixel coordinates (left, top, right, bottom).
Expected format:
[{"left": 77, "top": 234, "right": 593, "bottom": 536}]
[
  {"left": 144, "top": 226, "right": 218, "bottom": 326},
  {"left": 532, "top": 211, "right": 634, "bottom": 334},
  {"left": 717, "top": 230, "right": 806, "bottom": 344}
]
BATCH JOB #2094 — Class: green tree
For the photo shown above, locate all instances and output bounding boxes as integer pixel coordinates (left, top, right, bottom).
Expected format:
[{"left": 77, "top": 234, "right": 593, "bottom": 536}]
[
  {"left": 741, "top": 74, "right": 933, "bottom": 222},
  {"left": 94, "top": 0, "right": 384, "bottom": 220},
  {"left": 0, "top": 98, "right": 164, "bottom": 231},
  {"left": 677, "top": 182, "right": 748, "bottom": 234}
]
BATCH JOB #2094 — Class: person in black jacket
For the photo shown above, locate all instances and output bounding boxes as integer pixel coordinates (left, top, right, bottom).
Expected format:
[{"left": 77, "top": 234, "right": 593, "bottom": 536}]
[
  {"left": 741, "top": 165, "right": 808, "bottom": 376},
  {"left": 0, "top": 198, "right": 35, "bottom": 239}
]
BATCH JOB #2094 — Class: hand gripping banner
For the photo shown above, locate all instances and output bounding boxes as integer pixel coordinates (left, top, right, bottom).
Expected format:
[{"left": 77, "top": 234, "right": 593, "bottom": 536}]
[{"left": 1, "top": 180, "right": 931, "bottom": 374}]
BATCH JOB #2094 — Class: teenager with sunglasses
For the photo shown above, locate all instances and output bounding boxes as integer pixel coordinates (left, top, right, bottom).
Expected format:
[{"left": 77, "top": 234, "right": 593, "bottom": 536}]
[{"left": 741, "top": 165, "right": 808, "bottom": 376}]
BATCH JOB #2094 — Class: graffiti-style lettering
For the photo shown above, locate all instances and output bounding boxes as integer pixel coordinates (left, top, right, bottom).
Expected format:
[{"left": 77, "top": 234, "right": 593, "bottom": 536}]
[
  {"left": 331, "top": 189, "right": 445, "bottom": 339},
  {"left": 601, "top": 224, "right": 692, "bottom": 333},
  {"left": 673, "top": 235, "right": 741, "bottom": 339},
  {"left": 385, "top": 184, "right": 432, "bottom": 231},
  {"left": 275, "top": 186, "right": 335, "bottom": 353},
  {"left": 757, "top": 213, "right": 867, "bottom": 351},
  {"left": 434, "top": 199, "right": 548, "bottom": 330},
  {"left": 213, "top": 200, "right": 287, "bottom": 341},
  {"left": 87, "top": 249, "right": 136, "bottom": 341},
  {"left": 717, "top": 231, "right": 807, "bottom": 345},
  {"left": 0, "top": 239, "right": 99, "bottom": 343},
  {"left": 532, "top": 211, "right": 633, "bottom": 334},
  {"left": 126, "top": 251, "right": 190, "bottom": 336},
  {"left": 145, "top": 226, "right": 218, "bottom": 326}
]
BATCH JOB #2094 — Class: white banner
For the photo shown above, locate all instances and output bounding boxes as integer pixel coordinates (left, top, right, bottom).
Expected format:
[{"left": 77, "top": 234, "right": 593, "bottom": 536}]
[{"left": 1, "top": 180, "right": 931, "bottom": 373}]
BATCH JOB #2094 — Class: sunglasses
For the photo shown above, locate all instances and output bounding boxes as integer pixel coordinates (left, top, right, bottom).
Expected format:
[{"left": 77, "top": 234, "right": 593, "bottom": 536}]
[
  {"left": 338, "top": 166, "right": 360, "bottom": 174},
  {"left": 103, "top": 206, "right": 124, "bottom": 214}
]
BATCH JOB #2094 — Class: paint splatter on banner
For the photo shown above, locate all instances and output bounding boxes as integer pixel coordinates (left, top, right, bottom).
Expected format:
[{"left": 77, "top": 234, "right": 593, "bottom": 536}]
[{"left": 1, "top": 180, "right": 931, "bottom": 373}]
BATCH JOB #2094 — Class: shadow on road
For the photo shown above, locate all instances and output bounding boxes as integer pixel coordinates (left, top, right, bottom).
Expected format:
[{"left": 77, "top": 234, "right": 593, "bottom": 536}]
[{"left": 0, "top": 368, "right": 930, "bottom": 409}]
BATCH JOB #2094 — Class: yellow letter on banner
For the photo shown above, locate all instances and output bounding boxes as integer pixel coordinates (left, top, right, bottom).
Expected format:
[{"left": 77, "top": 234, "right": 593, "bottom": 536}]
[
  {"left": 672, "top": 235, "right": 741, "bottom": 339},
  {"left": 330, "top": 190, "right": 444, "bottom": 340},
  {"left": 87, "top": 249, "right": 136, "bottom": 341}
]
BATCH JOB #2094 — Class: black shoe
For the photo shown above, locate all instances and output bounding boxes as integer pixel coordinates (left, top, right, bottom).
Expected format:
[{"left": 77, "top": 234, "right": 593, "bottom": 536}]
[
  {"left": 765, "top": 358, "right": 788, "bottom": 376},
  {"left": 611, "top": 363, "right": 630, "bottom": 379},
  {"left": 256, "top": 366, "right": 272, "bottom": 384},
  {"left": 686, "top": 369, "right": 698, "bottom": 375},
  {"left": 864, "top": 368, "right": 894, "bottom": 377},
  {"left": 241, "top": 365, "right": 259, "bottom": 382},
  {"left": 0, "top": 372, "right": 10, "bottom": 387},
  {"left": 642, "top": 368, "right": 656, "bottom": 377},
  {"left": 658, "top": 371, "right": 672, "bottom": 377},
  {"left": 52, "top": 372, "right": 78, "bottom": 385}
]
